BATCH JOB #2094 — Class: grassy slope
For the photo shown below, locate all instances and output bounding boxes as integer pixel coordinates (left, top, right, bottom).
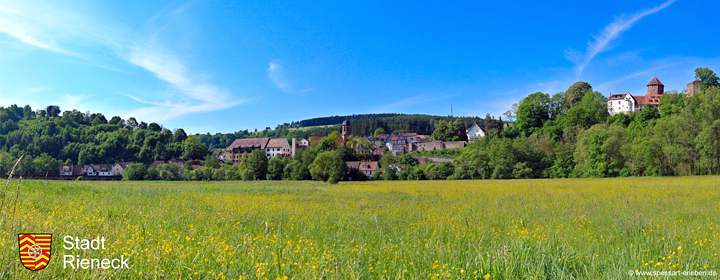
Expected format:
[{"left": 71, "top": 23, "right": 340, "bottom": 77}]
[{"left": 0, "top": 177, "right": 718, "bottom": 279}]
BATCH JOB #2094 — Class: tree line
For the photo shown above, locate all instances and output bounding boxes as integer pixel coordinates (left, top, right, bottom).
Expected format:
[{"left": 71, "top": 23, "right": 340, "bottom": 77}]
[{"left": 0, "top": 106, "right": 207, "bottom": 177}]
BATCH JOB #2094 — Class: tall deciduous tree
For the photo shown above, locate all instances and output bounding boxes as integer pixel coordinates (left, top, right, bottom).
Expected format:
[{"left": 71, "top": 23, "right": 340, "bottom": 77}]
[
  {"left": 563, "top": 81, "right": 592, "bottom": 109},
  {"left": 309, "top": 150, "right": 347, "bottom": 183}
]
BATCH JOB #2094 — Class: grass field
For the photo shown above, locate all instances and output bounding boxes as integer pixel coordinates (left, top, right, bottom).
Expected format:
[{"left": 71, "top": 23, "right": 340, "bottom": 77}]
[{"left": 0, "top": 177, "right": 718, "bottom": 279}]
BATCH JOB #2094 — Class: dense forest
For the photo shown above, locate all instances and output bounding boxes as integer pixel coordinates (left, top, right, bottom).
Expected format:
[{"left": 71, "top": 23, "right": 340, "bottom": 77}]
[{"left": 0, "top": 107, "right": 207, "bottom": 177}]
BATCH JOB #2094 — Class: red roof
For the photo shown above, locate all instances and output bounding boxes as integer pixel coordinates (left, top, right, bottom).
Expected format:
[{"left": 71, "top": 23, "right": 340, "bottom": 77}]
[
  {"left": 399, "top": 133, "right": 416, "bottom": 137},
  {"left": 647, "top": 77, "right": 664, "bottom": 86},
  {"left": 608, "top": 93, "right": 629, "bottom": 100},
  {"left": 634, "top": 95, "right": 647, "bottom": 105},
  {"left": 358, "top": 162, "right": 378, "bottom": 171},
  {"left": 266, "top": 138, "right": 288, "bottom": 148},
  {"left": 226, "top": 138, "right": 270, "bottom": 151}
]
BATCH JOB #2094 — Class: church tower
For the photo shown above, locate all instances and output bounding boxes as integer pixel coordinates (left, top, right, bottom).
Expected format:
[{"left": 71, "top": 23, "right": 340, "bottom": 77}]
[{"left": 342, "top": 120, "right": 351, "bottom": 141}]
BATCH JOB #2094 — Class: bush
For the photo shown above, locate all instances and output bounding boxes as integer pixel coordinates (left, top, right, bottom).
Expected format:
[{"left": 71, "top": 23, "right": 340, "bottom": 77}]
[
  {"left": 122, "top": 163, "right": 147, "bottom": 181},
  {"left": 75, "top": 176, "right": 84, "bottom": 181}
]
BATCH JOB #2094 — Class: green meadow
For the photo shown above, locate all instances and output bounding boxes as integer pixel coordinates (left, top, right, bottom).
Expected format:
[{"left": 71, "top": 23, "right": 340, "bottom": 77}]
[{"left": 0, "top": 177, "right": 718, "bottom": 279}]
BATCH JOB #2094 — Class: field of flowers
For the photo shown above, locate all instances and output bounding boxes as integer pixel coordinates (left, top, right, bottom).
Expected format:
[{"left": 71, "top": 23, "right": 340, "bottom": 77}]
[{"left": 0, "top": 177, "right": 718, "bottom": 279}]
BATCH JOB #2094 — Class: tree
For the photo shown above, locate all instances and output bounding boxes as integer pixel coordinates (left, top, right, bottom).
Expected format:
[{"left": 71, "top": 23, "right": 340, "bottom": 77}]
[
  {"left": 244, "top": 149, "right": 268, "bottom": 180},
  {"left": 563, "top": 81, "right": 592, "bottom": 109},
  {"left": 145, "top": 167, "right": 159, "bottom": 180},
  {"left": 157, "top": 164, "right": 180, "bottom": 180},
  {"left": 408, "top": 168, "right": 426, "bottom": 180},
  {"left": 430, "top": 121, "right": 451, "bottom": 141},
  {"left": 398, "top": 153, "right": 417, "bottom": 166},
  {"left": 513, "top": 92, "right": 551, "bottom": 136},
  {"left": 16, "top": 155, "right": 34, "bottom": 176},
  {"left": 266, "top": 157, "right": 286, "bottom": 180},
  {"left": 373, "top": 128, "right": 386, "bottom": 137},
  {"left": 382, "top": 165, "right": 399, "bottom": 180},
  {"left": 309, "top": 150, "right": 347, "bottom": 183},
  {"left": 695, "top": 67, "right": 719, "bottom": 90},
  {"left": 204, "top": 154, "right": 221, "bottom": 169},
  {"left": 182, "top": 136, "right": 209, "bottom": 160},
  {"left": 450, "top": 119, "right": 469, "bottom": 142},
  {"left": 355, "top": 139, "right": 375, "bottom": 161},
  {"left": 380, "top": 153, "right": 397, "bottom": 169},
  {"left": 316, "top": 137, "right": 338, "bottom": 153},
  {"left": 148, "top": 122, "right": 162, "bottom": 132},
  {"left": 174, "top": 129, "right": 188, "bottom": 143},
  {"left": 33, "top": 153, "right": 59, "bottom": 176},
  {"left": 123, "top": 163, "right": 147, "bottom": 180}
]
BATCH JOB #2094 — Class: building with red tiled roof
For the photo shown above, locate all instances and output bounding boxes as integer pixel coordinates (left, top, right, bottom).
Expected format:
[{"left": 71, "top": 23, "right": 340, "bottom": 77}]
[
  {"left": 226, "top": 138, "right": 270, "bottom": 164},
  {"left": 607, "top": 77, "right": 665, "bottom": 115},
  {"left": 266, "top": 138, "right": 291, "bottom": 158},
  {"left": 346, "top": 161, "right": 379, "bottom": 178}
]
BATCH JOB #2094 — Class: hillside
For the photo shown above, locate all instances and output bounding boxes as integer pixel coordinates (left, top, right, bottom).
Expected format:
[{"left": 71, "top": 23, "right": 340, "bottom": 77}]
[{"left": 194, "top": 113, "right": 494, "bottom": 149}]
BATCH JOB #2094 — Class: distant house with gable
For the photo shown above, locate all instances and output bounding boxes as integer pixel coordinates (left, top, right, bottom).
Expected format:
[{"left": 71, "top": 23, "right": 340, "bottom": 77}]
[
  {"left": 466, "top": 123, "right": 486, "bottom": 142},
  {"left": 266, "top": 138, "right": 291, "bottom": 158}
]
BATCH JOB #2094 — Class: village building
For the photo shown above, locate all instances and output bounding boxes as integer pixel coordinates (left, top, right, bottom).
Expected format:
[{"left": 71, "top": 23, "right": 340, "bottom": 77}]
[
  {"left": 266, "top": 138, "right": 291, "bottom": 158},
  {"left": 226, "top": 138, "right": 270, "bottom": 164},
  {"left": 466, "top": 123, "right": 486, "bottom": 142},
  {"left": 212, "top": 151, "right": 227, "bottom": 162},
  {"left": 84, "top": 165, "right": 97, "bottom": 176},
  {"left": 112, "top": 162, "right": 134, "bottom": 176},
  {"left": 346, "top": 161, "right": 379, "bottom": 178},
  {"left": 96, "top": 164, "right": 114, "bottom": 176}
]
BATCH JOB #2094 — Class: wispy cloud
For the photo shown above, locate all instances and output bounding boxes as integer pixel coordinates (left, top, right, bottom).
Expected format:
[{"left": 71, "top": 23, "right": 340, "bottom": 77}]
[
  {"left": 0, "top": 0, "right": 243, "bottom": 121},
  {"left": 266, "top": 61, "right": 290, "bottom": 91},
  {"left": 380, "top": 93, "right": 459, "bottom": 111},
  {"left": 24, "top": 87, "right": 48, "bottom": 93},
  {"left": 565, "top": 0, "right": 675, "bottom": 78}
]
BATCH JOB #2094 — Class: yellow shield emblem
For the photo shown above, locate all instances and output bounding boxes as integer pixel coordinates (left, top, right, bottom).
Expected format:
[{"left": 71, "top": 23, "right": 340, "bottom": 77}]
[{"left": 18, "top": 234, "right": 52, "bottom": 271}]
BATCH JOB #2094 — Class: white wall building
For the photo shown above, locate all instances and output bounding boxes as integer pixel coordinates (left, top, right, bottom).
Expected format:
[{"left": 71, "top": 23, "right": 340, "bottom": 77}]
[
  {"left": 266, "top": 138, "right": 291, "bottom": 158},
  {"left": 466, "top": 123, "right": 486, "bottom": 141},
  {"left": 607, "top": 93, "right": 636, "bottom": 116}
]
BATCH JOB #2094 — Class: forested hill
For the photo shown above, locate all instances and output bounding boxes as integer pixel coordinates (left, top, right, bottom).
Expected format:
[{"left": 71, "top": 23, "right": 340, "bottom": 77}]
[
  {"left": 194, "top": 114, "right": 497, "bottom": 150},
  {"left": 0, "top": 105, "right": 209, "bottom": 176}
]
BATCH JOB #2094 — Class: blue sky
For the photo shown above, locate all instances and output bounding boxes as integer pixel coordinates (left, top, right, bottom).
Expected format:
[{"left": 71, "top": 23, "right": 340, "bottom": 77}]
[{"left": 1, "top": 0, "right": 718, "bottom": 134}]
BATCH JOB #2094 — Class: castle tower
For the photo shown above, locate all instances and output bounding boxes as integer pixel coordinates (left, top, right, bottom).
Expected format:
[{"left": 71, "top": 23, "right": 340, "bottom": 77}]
[
  {"left": 645, "top": 77, "right": 664, "bottom": 107},
  {"left": 687, "top": 79, "right": 701, "bottom": 97},
  {"left": 342, "top": 120, "right": 351, "bottom": 141},
  {"left": 647, "top": 77, "right": 664, "bottom": 95}
]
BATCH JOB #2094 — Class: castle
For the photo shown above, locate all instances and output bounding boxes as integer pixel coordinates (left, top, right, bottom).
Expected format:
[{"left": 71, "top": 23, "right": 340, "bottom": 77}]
[{"left": 607, "top": 77, "right": 664, "bottom": 116}]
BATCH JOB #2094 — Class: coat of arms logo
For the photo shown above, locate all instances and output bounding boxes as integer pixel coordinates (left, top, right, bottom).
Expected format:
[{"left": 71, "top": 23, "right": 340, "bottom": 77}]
[{"left": 18, "top": 234, "right": 52, "bottom": 271}]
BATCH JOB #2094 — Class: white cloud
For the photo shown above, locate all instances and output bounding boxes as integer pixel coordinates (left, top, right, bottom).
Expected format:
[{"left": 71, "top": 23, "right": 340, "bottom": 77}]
[
  {"left": 24, "top": 87, "right": 48, "bottom": 93},
  {"left": 266, "top": 61, "right": 290, "bottom": 91},
  {"left": 566, "top": 0, "right": 675, "bottom": 78},
  {"left": 0, "top": 0, "right": 243, "bottom": 120}
]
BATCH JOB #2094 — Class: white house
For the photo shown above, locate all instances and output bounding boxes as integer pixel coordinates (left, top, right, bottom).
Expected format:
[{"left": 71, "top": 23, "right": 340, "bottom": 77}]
[
  {"left": 399, "top": 133, "right": 417, "bottom": 143},
  {"left": 607, "top": 93, "right": 637, "bottom": 116},
  {"left": 297, "top": 138, "right": 309, "bottom": 146},
  {"left": 84, "top": 165, "right": 97, "bottom": 176},
  {"left": 60, "top": 164, "right": 73, "bottom": 176},
  {"left": 466, "top": 123, "right": 486, "bottom": 141},
  {"left": 96, "top": 164, "right": 114, "bottom": 176},
  {"left": 113, "top": 162, "right": 133, "bottom": 176},
  {"left": 266, "top": 138, "right": 291, "bottom": 158}
]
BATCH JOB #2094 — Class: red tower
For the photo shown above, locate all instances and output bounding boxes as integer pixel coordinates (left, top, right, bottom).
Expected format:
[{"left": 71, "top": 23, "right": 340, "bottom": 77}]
[
  {"left": 646, "top": 77, "right": 664, "bottom": 107},
  {"left": 342, "top": 120, "right": 351, "bottom": 141}
]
